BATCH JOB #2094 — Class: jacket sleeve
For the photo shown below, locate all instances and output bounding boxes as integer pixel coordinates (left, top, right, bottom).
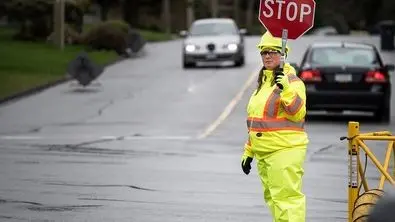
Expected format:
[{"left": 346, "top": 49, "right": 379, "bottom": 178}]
[
  {"left": 280, "top": 75, "right": 307, "bottom": 122},
  {"left": 242, "top": 136, "right": 255, "bottom": 158}
]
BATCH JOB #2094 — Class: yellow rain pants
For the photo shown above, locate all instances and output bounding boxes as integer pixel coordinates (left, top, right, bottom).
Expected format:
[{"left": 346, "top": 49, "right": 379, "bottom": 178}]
[{"left": 257, "top": 148, "right": 306, "bottom": 222}]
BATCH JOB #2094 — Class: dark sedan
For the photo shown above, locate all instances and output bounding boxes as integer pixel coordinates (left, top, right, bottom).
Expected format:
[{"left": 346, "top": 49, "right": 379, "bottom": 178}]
[{"left": 294, "top": 42, "right": 394, "bottom": 122}]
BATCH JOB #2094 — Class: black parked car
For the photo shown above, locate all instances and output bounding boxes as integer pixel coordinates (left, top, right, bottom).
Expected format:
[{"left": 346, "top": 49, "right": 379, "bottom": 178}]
[{"left": 294, "top": 42, "right": 394, "bottom": 122}]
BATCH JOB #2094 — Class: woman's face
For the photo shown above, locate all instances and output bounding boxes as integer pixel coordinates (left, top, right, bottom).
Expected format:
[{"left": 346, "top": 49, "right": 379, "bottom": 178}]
[{"left": 261, "top": 49, "right": 281, "bottom": 70}]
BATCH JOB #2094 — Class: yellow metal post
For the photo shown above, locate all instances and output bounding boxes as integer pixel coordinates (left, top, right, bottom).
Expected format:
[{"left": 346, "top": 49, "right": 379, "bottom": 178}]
[
  {"left": 357, "top": 154, "right": 369, "bottom": 192},
  {"left": 379, "top": 141, "right": 394, "bottom": 189},
  {"left": 393, "top": 143, "right": 395, "bottom": 179},
  {"left": 348, "top": 121, "right": 360, "bottom": 222}
]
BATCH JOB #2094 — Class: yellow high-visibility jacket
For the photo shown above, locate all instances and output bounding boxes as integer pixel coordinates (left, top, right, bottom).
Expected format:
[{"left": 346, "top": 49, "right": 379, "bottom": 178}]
[{"left": 243, "top": 63, "right": 309, "bottom": 160}]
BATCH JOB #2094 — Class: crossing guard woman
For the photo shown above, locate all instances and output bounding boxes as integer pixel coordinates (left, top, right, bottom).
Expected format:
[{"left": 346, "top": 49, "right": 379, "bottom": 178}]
[{"left": 241, "top": 31, "right": 309, "bottom": 222}]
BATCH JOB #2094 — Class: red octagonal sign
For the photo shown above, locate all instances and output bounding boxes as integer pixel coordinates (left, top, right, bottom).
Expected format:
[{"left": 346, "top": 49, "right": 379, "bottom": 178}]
[{"left": 259, "top": 0, "right": 316, "bottom": 40}]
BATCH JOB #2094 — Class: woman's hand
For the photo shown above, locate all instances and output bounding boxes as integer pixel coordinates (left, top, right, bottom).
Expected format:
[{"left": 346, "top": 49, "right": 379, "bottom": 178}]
[
  {"left": 241, "top": 156, "right": 253, "bottom": 175},
  {"left": 274, "top": 68, "right": 290, "bottom": 90}
]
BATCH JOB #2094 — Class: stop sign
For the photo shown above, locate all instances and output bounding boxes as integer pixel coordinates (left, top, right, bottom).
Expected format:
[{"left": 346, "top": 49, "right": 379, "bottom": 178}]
[{"left": 259, "top": 0, "right": 316, "bottom": 40}]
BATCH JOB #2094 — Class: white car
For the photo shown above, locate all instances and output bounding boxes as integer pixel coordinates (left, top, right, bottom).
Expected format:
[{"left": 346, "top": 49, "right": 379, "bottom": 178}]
[{"left": 179, "top": 18, "right": 247, "bottom": 68}]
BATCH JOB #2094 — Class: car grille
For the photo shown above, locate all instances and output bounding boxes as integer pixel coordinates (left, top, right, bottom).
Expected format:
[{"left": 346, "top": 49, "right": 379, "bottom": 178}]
[{"left": 207, "top": 43, "right": 215, "bottom": 51}]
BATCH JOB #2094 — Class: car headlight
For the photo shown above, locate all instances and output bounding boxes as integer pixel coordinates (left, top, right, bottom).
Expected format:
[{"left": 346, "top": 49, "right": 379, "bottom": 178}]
[
  {"left": 227, "top": 43, "right": 238, "bottom": 51},
  {"left": 185, "top": 44, "right": 197, "bottom": 52}
]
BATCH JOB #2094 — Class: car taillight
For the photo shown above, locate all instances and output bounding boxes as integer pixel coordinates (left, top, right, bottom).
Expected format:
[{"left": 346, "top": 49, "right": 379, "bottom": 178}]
[
  {"left": 300, "top": 70, "right": 322, "bottom": 82},
  {"left": 365, "top": 71, "right": 386, "bottom": 83}
]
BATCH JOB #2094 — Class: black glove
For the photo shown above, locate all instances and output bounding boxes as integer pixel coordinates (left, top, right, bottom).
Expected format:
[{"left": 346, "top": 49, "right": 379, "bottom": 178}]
[
  {"left": 274, "top": 67, "right": 284, "bottom": 90},
  {"left": 241, "top": 157, "right": 253, "bottom": 175}
]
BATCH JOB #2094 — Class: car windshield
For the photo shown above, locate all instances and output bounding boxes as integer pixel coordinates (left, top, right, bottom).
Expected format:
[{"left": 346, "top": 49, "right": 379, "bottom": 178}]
[
  {"left": 189, "top": 22, "right": 238, "bottom": 36},
  {"left": 311, "top": 47, "right": 379, "bottom": 67}
]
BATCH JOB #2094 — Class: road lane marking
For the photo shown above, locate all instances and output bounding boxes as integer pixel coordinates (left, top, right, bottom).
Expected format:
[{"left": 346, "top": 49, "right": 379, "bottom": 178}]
[{"left": 197, "top": 65, "right": 261, "bottom": 139}]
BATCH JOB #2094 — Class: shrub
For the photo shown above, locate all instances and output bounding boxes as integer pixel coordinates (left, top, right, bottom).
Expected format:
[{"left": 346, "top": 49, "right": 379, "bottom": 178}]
[{"left": 82, "top": 20, "right": 131, "bottom": 56}]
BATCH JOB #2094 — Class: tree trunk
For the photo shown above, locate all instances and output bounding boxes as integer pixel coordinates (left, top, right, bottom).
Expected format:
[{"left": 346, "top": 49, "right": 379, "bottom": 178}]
[
  {"left": 211, "top": 0, "right": 218, "bottom": 18},
  {"left": 100, "top": 6, "right": 108, "bottom": 21},
  {"left": 162, "top": 0, "right": 171, "bottom": 33},
  {"left": 246, "top": 0, "right": 254, "bottom": 30},
  {"left": 186, "top": 0, "right": 195, "bottom": 28},
  {"left": 233, "top": 0, "right": 239, "bottom": 25}
]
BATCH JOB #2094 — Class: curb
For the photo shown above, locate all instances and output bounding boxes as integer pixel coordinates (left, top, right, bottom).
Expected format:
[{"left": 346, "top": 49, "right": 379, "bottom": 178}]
[{"left": 0, "top": 55, "right": 128, "bottom": 107}]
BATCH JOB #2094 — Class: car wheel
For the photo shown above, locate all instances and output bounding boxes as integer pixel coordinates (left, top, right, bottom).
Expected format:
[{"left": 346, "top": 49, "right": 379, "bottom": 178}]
[
  {"left": 183, "top": 55, "right": 195, "bottom": 69},
  {"left": 183, "top": 61, "right": 195, "bottom": 69},
  {"left": 235, "top": 56, "right": 245, "bottom": 67},
  {"left": 374, "top": 101, "right": 390, "bottom": 123}
]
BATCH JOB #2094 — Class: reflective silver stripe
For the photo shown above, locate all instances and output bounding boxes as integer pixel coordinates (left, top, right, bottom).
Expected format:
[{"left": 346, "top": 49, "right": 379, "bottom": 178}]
[
  {"left": 288, "top": 74, "right": 300, "bottom": 83},
  {"left": 284, "top": 94, "right": 303, "bottom": 114},
  {"left": 265, "top": 88, "right": 281, "bottom": 118},
  {"left": 246, "top": 119, "right": 304, "bottom": 131}
]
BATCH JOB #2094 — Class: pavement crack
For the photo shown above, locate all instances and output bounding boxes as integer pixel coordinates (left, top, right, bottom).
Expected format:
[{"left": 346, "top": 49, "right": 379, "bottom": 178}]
[
  {"left": 0, "top": 126, "right": 43, "bottom": 135},
  {"left": 0, "top": 198, "right": 42, "bottom": 206},
  {"left": 78, "top": 198, "right": 128, "bottom": 202},
  {"left": 1, "top": 196, "right": 102, "bottom": 213},
  {"left": 128, "top": 185, "right": 156, "bottom": 191},
  {"left": 43, "top": 144, "right": 126, "bottom": 155},
  {"left": 73, "top": 136, "right": 124, "bottom": 147},
  {"left": 77, "top": 198, "right": 172, "bottom": 205},
  {"left": 307, "top": 144, "right": 336, "bottom": 161},
  {"left": 316, "top": 144, "right": 334, "bottom": 153},
  {"left": 28, "top": 127, "right": 42, "bottom": 133},
  {"left": 45, "top": 182, "right": 156, "bottom": 191},
  {"left": 27, "top": 204, "right": 102, "bottom": 212},
  {"left": 97, "top": 99, "right": 114, "bottom": 116}
]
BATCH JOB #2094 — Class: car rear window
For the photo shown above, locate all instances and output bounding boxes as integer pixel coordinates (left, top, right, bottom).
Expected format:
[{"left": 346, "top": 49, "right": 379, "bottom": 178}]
[
  {"left": 311, "top": 47, "right": 379, "bottom": 67},
  {"left": 189, "top": 23, "right": 237, "bottom": 36}
]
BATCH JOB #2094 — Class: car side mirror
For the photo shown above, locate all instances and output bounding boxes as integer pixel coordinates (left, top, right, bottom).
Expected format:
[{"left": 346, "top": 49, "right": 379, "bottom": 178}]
[
  {"left": 239, "top": 28, "right": 247, "bottom": 35},
  {"left": 179, "top": 30, "right": 188, "bottom": 38},
  {"left": 385, "top": 64, "right": 395, "bottom": 71}
]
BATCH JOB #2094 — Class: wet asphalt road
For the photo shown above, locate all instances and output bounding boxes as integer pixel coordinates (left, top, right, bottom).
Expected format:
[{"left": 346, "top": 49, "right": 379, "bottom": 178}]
[{"left": 0, "top": 35, "right": 395, "bottom": 222}]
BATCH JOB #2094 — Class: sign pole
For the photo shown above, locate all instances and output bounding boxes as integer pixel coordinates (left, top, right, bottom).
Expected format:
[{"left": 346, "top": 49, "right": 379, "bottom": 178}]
[{"left": 280, "top": 29, "right": 288, "bottom": 69}]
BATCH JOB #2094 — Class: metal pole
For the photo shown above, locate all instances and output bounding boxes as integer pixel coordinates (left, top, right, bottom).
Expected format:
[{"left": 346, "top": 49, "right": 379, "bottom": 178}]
[
  {"left": 280, "top": 29, "right": 288, "bottom": 69},
  {"left": 53, "top": 0, "right": 65, "bottom": 50}
]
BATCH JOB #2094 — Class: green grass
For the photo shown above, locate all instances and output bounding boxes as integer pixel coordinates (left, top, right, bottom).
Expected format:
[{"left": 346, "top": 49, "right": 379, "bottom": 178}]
[{"left": 0, "top": 27, "right": 118, "bottom": 100}]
